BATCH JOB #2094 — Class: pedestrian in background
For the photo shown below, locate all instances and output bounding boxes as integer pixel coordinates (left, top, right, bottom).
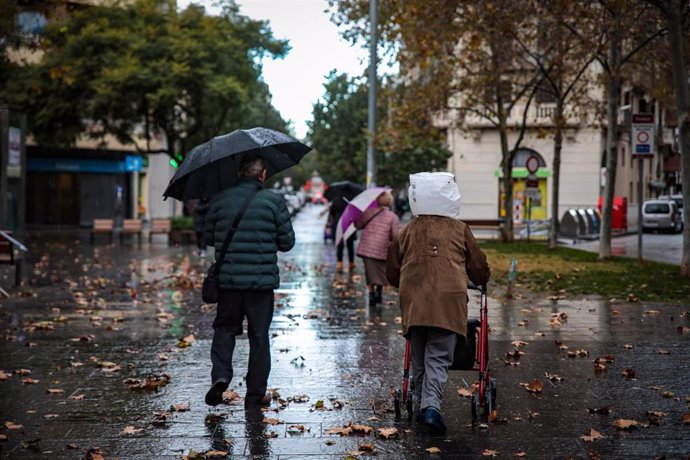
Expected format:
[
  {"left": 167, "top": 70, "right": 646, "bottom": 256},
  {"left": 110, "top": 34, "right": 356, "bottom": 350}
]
[
  {"left": 329, "top": 196, "right": 357, "bottom": 273},
  {"left": 203, "top": 154, "right": 295, "bottom": 407},
  {"left": 386, "top": 179, "right": 490, "bottom": 435},
  {"left": 193, "top": 198, "right": 210, "bottom": 257},
  {"left": 354, "top": 190, "right": 399, "bottom": 307}
]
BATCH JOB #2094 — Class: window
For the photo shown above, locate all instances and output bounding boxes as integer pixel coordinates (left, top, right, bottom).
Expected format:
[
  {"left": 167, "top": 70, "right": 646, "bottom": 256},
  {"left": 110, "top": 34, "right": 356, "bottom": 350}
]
[{"left": 644, "top": 203, "right": 670, "bottom": 214}]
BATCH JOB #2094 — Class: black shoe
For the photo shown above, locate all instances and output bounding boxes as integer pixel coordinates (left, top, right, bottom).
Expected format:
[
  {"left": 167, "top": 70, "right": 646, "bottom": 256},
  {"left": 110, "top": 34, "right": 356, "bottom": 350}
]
[
  {"left": 414, "top": 407, "right": 426, "bottom": 424},
  {"left": 245, "top": 392, "right": 272, "bottom": 407},
  {"left": 205, "top": 380, "right": 229, "bottom": 407},
  {"left": 368, "top": 291, "right": 377, "bottom": 306},
  {"left": 422, "top": 407, "right": 447, "bottom": 435}
]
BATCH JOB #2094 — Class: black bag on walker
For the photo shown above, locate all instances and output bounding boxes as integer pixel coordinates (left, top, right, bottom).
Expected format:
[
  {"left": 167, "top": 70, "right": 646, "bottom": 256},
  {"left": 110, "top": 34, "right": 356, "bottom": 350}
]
[{"left": 450, "top": 319, "right": 480, "bottom": 370}]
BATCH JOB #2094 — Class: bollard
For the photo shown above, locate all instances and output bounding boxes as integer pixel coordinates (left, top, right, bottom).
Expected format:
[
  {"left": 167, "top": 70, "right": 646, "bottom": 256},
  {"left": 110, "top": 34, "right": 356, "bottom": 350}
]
[{"left": 507, "top": 258, "right": 517, "bottom": 298}]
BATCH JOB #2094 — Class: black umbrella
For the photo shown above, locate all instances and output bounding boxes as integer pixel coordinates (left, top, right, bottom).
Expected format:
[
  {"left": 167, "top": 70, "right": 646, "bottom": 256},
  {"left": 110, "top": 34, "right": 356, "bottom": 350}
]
[
  {"left": 324, "top": 181, "right": 365, "bottom": 202},
  {"left": 163, "top": 127, "right": 312, "bottom": 200}
]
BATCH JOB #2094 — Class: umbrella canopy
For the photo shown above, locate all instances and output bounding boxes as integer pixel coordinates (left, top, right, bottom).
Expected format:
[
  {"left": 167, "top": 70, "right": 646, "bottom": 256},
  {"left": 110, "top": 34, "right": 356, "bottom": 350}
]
[
  {"left": 163, "top": 127, "right": 311, "bottom": 200},
  {"left": 324, "top": 181, "right": 365, "bottom": 202},
  {"left": 335, "top": 187, "right": 390, "bottom": 245}
]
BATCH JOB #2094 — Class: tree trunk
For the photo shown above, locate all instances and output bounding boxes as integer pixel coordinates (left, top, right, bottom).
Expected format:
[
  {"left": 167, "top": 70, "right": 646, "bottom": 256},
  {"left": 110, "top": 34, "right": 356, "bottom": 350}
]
[
  {"left": 598, "top": 24, "right": 621, "bottom": 260},
  {"left": 549, "top": 99, "right": 564, "bottom": 249},
  {"left": 666, "top": 5, "right": 690, "bottom": 276},
  {"left": 499, "top": 118, "right": 513, "bottom": 242}
]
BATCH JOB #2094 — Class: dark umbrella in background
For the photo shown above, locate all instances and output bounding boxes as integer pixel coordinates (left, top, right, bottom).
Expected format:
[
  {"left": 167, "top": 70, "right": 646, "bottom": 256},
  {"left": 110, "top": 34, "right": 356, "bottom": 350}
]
[
  {"left": 324, "top": 181, "right": 365, "bottom": 202},
  {"left": 163, "top": 127, "right": 312, "bottom": 201}
]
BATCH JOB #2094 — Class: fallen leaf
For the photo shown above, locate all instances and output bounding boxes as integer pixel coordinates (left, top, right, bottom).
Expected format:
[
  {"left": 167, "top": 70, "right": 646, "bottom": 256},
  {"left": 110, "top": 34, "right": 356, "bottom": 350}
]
[
  {"left": 682, "top": 413, "right": 690, "bottom": 425},
  {"left": 351, "top": 424, "right": 374, "bottom": 434},
  {"left": 623, "top": 344, "right": 634, "bottom": 350},
  {"left": 0, "top": 434, "right": 7, "bottom": 441},
  {"left": 458, "top": 387, "right": 475, "bottom": 398},
  {"left": 544, "top": 372, "right": 564, "bottom": 382},
  {"left": 4, "top": 421, "right": 23, "bottom": 430},
  {"left": 83, "top": 447, "right": 105, "bottom": 460},
  {"left": 567, "top": 349, "right": 589, "bottom": 358},
  {"left": 482, "top": 449, "right": 499, "bottom": 457},
  {"left": 644, "top": 310, "right": 660, "bottom": 316},
  {"left": 425, "top": 447, "right": 441, "bottom": 454},
  {"left": 222, "top": 389, "right": 240, "bottom": 402},
  {"left": 580, "top": 428, "right": 604, "bottom": 442},
  {"left": 0, "top": 370, "right": 9, "bottom": 381},
  {"left": 15, "top": 369, "right": 31, "bottom": 375},
  {"left": 358, "top": 443, "right": 376, "bottom": 453},
  {"left": 66, "top": 443, "right": 78, "bottom": 449},
  {"left": 613, "top": 419, "right": 638, "bottom": 430},
  {"left": 521, "top": 380, "right": 543, "bottom": 393},
  {"left": 511, "top": 340, "right": 528, "bottom": 348},
  {"left": 377, "top": 427, "right": 398, "bottom": 439},
  {"left": 158, "top": 353, "right": 169, "bottom": 361},
  {"left": 171, "top": 403, "right": 190, "bottom": 412},
  {"left": 69, "top": 394, "right": 85, "bottom": 400},
  {"left": 657, "top": 349, "right": 670, "bottom": 355},
  {"left": 660, "top": 391, "right": 675, "bottom": 398},
  {"left": 122, "top": 426, "right": 143, "bottom": 434},
  {"left": 622, "top": 368, "right": 636, "bottom": 378},
  {"left": 177, "top": 334, "right": 196, "bottom": 348},
  {"left": 205, "top": 451, "right": 228, "bottom": 457},
  {"left": 21, "top": 378, "right": 39, "bottom": 384},
  {"left": 262, "top": 418, "right": 283, "bottom": 426},
  {"left": 325, "top": 426, "right": 353, "bottom": 436},
  {"left": 515, "top": 452, "right": 527, "bottom": 458}
]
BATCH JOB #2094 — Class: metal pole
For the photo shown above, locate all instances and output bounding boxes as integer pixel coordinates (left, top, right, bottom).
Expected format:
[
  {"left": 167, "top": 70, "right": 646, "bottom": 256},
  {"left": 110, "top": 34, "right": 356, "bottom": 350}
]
[
  {"left": 527, "top": 197, "right": 532, "bottom": 243},
  {"left": 367, "top": 0, "right": 377, "bottom": 188},
  {"left": 638, "top": 157, "right": 643, "bottom": 261},
  {"left": 0, "top": 106, "right": 8, "bottom": 229}
]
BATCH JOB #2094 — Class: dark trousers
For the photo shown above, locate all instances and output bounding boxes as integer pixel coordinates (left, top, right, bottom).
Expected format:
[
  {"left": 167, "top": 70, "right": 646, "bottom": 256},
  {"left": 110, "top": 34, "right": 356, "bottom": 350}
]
[
  {"left": 211, "top": 289, "right": 274, "bottom": 402},
  {"left": 336, "top": 236, "right": 355, "bottom": 263}
]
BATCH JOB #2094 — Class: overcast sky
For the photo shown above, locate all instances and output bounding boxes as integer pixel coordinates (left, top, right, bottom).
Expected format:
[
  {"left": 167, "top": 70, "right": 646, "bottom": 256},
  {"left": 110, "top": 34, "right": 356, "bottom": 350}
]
[{"left": 178, "top": 0, "right": 370, "bottom": 139}]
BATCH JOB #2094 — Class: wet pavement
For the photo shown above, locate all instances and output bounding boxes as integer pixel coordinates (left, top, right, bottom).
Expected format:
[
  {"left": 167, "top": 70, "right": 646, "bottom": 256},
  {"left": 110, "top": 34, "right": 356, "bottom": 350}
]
[
  {"left": 572, "top": 232, "right": 683, "bottom": 266},
  {"left": 1, "top": 205, "right": 689, "bottom": 459}
]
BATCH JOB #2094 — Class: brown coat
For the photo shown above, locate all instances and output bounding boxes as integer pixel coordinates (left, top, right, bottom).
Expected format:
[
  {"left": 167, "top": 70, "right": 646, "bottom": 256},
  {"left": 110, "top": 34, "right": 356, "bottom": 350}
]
[{"left": 386, "top": 216, "right": 490, "bottom": 339}]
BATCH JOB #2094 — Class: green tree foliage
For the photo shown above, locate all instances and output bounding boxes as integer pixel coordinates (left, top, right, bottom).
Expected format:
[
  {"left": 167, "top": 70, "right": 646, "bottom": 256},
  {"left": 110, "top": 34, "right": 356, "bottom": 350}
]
[
  {"left": 1, "top": 0, "right": 289, "bottom": 158},
  {"left": 307, "top": 71, "right": 450, "bottom": 188}
]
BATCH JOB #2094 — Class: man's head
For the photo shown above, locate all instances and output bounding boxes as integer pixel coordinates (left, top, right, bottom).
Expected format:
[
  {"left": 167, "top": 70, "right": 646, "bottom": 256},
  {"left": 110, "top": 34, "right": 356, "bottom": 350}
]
[{"left": 239, "top": 154, "right": 267, "bottom": 182}]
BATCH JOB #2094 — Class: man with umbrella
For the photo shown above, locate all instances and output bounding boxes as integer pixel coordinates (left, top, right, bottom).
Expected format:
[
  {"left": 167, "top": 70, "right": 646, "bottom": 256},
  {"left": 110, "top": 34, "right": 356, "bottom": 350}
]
[
  {"left": 325, "top": 181, "right": 364, "bottom": 274},
  {"left": 164, "top": 127, "right": 310, "bottom": 407},
  {"left": 203, "top": 153, "right": 295, "bottom": 407}
]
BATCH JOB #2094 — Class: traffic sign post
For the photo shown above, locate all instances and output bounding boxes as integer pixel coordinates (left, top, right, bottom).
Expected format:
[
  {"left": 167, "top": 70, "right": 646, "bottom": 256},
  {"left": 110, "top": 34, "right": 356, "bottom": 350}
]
[{"left": 632, "top": 114, "right": 655, "bottom": 261}]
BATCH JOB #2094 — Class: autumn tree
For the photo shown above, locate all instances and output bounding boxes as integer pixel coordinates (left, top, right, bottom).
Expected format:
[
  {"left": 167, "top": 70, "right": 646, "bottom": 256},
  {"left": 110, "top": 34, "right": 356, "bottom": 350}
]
[{"left": 330, "top": 1, "right": 542, "bottom": 241}]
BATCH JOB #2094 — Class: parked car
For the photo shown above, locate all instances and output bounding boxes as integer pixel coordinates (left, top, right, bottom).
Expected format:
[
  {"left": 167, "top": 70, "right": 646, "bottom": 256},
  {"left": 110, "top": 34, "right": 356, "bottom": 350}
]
[
  {"left": 658, "top": 194, "right": 684, "bottom": 222},
  {"left": 642, "top": 199, "right": 683, "bottom": 233}
]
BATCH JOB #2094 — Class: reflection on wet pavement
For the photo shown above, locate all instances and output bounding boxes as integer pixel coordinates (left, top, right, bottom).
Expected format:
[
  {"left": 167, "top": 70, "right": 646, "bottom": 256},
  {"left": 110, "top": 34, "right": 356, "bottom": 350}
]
[{"left": 0, "top": 205, "right": 688, "bottom": 458}]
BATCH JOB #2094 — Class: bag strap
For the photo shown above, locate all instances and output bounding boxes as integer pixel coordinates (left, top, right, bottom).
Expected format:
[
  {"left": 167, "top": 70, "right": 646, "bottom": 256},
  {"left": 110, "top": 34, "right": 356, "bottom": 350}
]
[
  {"left": 360, "top": 207, "right": 385, "bottom": 230},
  {"left": 214, "top": 186, "right": 261, "bottom": 275}
]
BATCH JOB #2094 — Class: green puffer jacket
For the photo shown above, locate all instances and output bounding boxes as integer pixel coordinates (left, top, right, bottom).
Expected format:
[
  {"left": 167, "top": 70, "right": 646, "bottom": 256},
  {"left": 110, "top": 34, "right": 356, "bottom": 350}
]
[{"left": 203, "top": 178, "right": 295, "bottom": 290}]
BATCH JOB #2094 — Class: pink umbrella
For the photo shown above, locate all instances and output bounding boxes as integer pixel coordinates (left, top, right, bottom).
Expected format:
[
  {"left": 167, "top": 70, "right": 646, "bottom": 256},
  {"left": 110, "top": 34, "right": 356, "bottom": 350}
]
[{"left": 335, "top": 187, "right": 391, "bottom": 245}]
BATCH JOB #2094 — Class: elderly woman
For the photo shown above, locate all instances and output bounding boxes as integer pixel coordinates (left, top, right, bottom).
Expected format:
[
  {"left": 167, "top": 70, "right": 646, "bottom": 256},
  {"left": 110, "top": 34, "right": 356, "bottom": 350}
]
[
  {"left": 386, "top": 174, "right": 490, "bottom": 434},
  {"left": 354, "top": 191, "right": 400, "bottom": 307}
]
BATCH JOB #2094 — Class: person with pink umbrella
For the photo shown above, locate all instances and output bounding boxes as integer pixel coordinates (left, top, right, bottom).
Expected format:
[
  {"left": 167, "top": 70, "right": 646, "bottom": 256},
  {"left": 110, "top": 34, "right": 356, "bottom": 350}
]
[{"left": 353, "top": 189, "right": 400, "bottom": 308}]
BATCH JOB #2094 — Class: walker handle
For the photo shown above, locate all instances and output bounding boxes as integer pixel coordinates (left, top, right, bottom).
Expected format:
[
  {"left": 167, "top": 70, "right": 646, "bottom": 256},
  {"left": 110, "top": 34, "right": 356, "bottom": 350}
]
[{"left": 467, "top": 283, "right": 487, "bottom": 294}]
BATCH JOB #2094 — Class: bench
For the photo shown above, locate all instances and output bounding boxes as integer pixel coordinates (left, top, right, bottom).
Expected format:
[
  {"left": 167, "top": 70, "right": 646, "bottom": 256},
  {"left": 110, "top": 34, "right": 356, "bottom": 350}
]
[
  {"left": 149, "top": 218, "right": 172, "bottom": 244},
  {"left": 90, "top": 219, "right": 114, "bottom": 244},
  {"left": 120, "top": 219, "right": 143, "bottom": 246},
  {"left": 0, "top": 231, "right": 27, "bottom": 289}
]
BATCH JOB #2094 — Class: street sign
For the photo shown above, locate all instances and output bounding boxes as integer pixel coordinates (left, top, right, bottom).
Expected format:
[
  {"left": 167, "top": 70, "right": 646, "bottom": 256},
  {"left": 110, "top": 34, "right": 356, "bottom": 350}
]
[
  {"left": 632, "top": 113, "right": 655, "bottom": 157},
  {"left": 526, "top": 178, "right": 539, "bottom": 188},
  {"left": 525, "top": 188, "right": 541, "bottom": 199},
  {"left": 525, "top": 154, "right": 540, "bottom": 174}
]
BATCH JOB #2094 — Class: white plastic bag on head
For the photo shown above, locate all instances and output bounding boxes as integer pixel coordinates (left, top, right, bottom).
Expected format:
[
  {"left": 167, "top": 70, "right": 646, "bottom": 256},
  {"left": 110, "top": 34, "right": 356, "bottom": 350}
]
[{"left": 408, "top": 172, "right": 461, "bottom": 219}]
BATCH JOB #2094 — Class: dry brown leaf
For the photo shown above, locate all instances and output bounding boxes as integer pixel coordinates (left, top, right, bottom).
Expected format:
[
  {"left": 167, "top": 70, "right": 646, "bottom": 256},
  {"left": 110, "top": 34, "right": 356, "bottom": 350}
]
[
  {"left": 587, "top": 406, "right": 611, "bottom": 415},
  {"left": 4, "top": 421, "right": 23, "bottom": 430},
  {"left": 682, "top": 413, "right": 690, "bottom": 425},
  {"left": 262, "top": 418, "right": 283, "bottom": 425},
  {"left": 47, "top": 388, "right": 64, "bottom": 395},
  {"left": 622, "top": 368, "right": 636, "bottom": 378},
  {"left": 351, "top": 424, "right": 374, "bottom": 434},
  {"left": 482, "top": 449, "right": 499, "bottom": 457},
  {"left": 511, "top": 340, "right": 528, "bottom": 348},
  {"left": 515, "top": 452, "right": 527, "bottom": 458},
  {"left": 358, "top": 443, "right": 376, "bottom": 452},
  {"left": 544, "top": 372, "right": 564, "bottom": 382},
  {"left": 613, "top": 419, "right": 638, "bottom": 430},
  {"left": 567, "top": 349, "right": 589, "bottom": 358},
  {"left": 657, "top": 349, "right": 671, "bottom": 355},
  {"left": 580, "top": 429, "right": 604, "bottom": 442},
  {"left": 15, "top": 369, "right": 31, "bottom": 375},
  {"left": 377, "top": 427, "right": 398, "bottom": 439},
  {"left": 644, "top": 310, "right": 660, "bottom": 316},
  {"left": 458, "top": 387, "right": 474, "bottom": 398},
  {"left": 325, "top": 426, "right": 353, "bottom": 436},
  {"left": 69, "top": 394, "right": 85, "bottom": 400},
  {"left": 0, "top": 370, "right": 10, "bottom": 381},
  {"left": 158, "top": 353, "right": 169, "bottom": 361},
  {"left": 121, "top": 426, "right": 143, "bottom": 434},
  {"left": 205, "top": 451, "right": 228, "bottom": 458},
  {"left": 177, "top": 334, "right": 196, "bottom": 348},
  {"left": 222, "top": 389, "right": 240, "bottom": 402},
  {"left": 623, "top": 344, "right": 634, "bottom": 350},
  {"left": 0, "top": 434, "right": 8, "bottom": 441},
  {"left": 21, "top": 378, "right": 38, "bottom": 384},
  {"left": 426, "top": 447, "right": 441, "bottom": 454},
  {"left": 171, "top": 403, "right": 190, "bottom": 412},
  {"left": 521, "top": 380, "right": 543, "bottom": 393}
]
